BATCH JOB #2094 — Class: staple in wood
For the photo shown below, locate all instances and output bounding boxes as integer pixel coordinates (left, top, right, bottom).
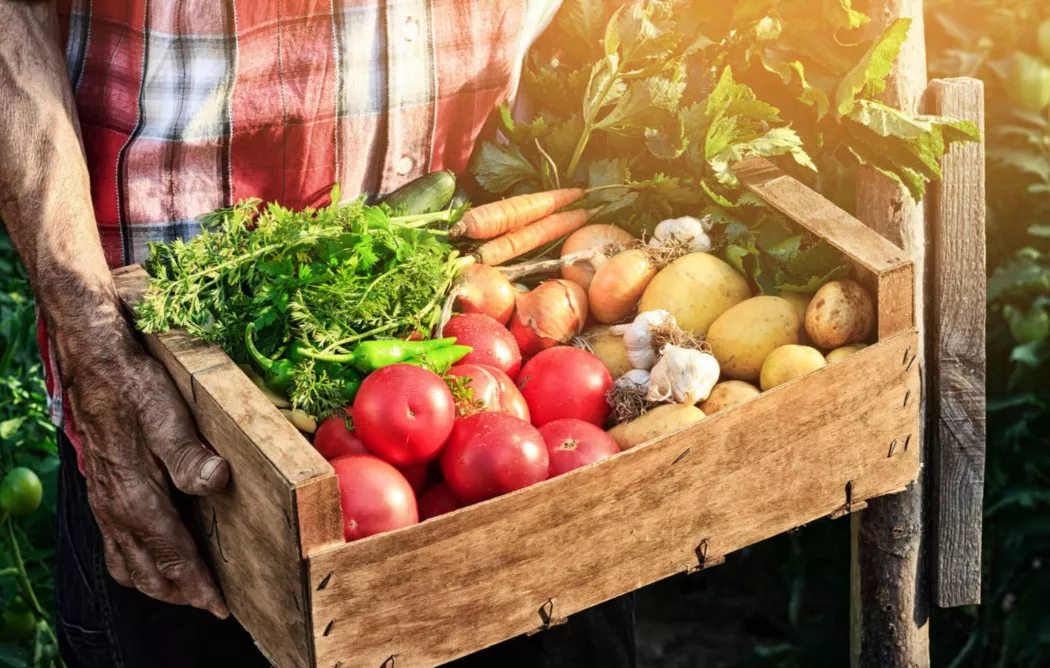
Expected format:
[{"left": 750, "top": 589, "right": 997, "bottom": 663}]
[
  {"left": 538, "top": 599, "right": 555, "bottom": 626},
  {"left": 317, "top": 572, "right": 333, "bottom": 591},
  {"left": 672, "top": 448, "right": 692, "bottom": 465},
  {"left": 323, "top": 620, "right": 335, "bottom": 637}
]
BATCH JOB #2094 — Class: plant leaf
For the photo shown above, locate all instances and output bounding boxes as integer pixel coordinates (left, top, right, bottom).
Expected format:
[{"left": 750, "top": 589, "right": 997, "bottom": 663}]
[
  {"left": 469, "top": 142, "right": 541, "bottom": 194},
  {"left": 835, "top": 18, "right": 912, "bottom": 116}
]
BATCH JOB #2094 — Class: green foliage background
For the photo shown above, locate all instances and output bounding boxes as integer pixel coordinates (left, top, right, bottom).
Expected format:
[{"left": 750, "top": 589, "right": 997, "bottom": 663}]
[
  {"left": 0, "top": 234, "right": 60, "bottom": 666},
  {"left": 0, "top": 0, "right": 1046, "bottom": 666}
]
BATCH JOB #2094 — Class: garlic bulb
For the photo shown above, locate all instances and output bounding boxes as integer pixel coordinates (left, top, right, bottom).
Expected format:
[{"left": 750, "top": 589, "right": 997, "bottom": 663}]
[
  {"left": 648, "top": 216, "right": 713, "bottom": 254},
  {"left": 647, "top": 345, "right": 721, "bottom": 405},
  {"left": 615, "top": 369, "right": 651, "bottom": 392},
  {"left": 609, "top": 310, "right": 676, "bottom": 370}
]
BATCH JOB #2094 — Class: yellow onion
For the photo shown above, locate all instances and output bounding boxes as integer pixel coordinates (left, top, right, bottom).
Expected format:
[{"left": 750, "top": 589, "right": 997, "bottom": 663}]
[
  {"left": 588, "top": 249, "right": 657, "bottom": 323},
  {"left": 453, "top": 263, "right": 516, "bottom": 325},
  {"left": 560, "top": 224, "right": 637, "bottom": 290},
  {"left": 510, "top": 279, "right": 588, "bottom": 358}
]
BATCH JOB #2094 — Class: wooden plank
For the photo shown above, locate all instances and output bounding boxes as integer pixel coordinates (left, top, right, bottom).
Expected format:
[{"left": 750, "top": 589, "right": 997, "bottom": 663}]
[
  {"left": 113, "top": 265, "right": 344, "bottom": 668},
  {"left": 734, "top": 158, "right": 915, "bottom": 339},
  {"left": 925, "top": 78, "right": 987, "bottom": 608},
  {"left": 850, "top": 2, "right": 931, "bottom": 666},
  {"left": 734, "top": 157, "right": 912, "bottom": 276},
  {"left": 307, "top": 331, "right": 921, "bottom": 668}
]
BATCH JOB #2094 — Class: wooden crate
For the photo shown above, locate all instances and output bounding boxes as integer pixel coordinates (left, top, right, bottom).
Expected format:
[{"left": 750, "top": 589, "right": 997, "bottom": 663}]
[{"left": 113, "top": 158, "right": 920, "bottom": 668}]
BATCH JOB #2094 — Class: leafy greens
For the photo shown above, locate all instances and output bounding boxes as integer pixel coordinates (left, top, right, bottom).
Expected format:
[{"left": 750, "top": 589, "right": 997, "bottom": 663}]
[{"left": 471, "top": 0, "right": 981, "bottom": 292}]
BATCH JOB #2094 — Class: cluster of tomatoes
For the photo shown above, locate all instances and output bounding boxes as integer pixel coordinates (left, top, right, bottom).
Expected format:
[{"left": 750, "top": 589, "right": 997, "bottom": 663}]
[{"left": 311, "top": 313, "right": 618, "bottom": 542}]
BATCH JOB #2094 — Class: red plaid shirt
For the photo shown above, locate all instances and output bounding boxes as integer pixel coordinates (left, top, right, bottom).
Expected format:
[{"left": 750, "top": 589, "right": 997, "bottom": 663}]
[{"left": 43, "top": 0, "right": 560, "bottom": 453}]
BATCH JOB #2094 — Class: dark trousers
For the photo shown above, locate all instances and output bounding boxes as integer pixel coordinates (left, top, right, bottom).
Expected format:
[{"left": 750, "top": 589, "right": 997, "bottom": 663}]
[{"left": 55, "top": 435, "right": 637, "bottom": 667}]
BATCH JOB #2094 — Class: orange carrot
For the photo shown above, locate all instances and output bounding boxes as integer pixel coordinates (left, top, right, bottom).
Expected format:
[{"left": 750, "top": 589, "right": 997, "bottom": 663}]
[
  {"left": 449, "top": 188, "right": 586, "bottom": 240},
  {"left": 475, "top": 209, "right": 592, "bottom": 266}
]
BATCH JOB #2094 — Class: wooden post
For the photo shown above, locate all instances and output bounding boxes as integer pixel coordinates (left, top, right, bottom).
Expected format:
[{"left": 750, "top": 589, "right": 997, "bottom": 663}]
[
  {"left": 850, "top": 0, "right": 931, "bottom": 666},
  {"left": 925, "top": 78, "right": 987, "bottom": 608}
]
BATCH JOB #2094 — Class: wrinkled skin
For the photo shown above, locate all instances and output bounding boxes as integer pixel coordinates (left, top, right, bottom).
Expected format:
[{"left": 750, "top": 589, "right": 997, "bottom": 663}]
[{"left": 0, "top": 0, "right": 229, "bottom": 617}]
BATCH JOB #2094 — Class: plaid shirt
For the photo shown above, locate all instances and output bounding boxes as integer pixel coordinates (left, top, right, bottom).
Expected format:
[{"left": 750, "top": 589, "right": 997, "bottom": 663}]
[{"left": 44, "top": 0, "right": 560, "bottom": 448}]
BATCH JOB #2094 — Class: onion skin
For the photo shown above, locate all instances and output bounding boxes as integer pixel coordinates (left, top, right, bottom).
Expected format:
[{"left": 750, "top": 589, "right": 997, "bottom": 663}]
[
  {"left": 588, "top": 249, "right": 657, "bottom": 324},
  {"left": 510, "top": 279, "right": 588, "bottom": 358},
  {"left": 454, "top": 264, "right": 516, "bottom": 325},
  {"left": 560, "top": 225, "right": 637, "bottom": 290}
]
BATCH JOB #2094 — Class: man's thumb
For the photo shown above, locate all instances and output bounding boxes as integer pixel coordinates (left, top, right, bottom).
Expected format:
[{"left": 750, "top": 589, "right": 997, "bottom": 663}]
[
  {"left": 147, "top": 402, "right": 230, "bottom": 495},
  {"left": 162, "top": 440, "right": 230, "bottom": 496}
]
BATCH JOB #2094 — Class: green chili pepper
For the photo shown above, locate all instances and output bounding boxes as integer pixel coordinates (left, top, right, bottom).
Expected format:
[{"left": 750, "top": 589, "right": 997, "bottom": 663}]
[
  {"left": 340, "top": 375, "right": 362, "bottom": 403},
  {"left": 245, "top": 324, "right": 297, "bottom": 393},
  {"left": 301, "top": 337, "right": 459, "bottom": 372},
  {"left": 322, "top": 363, "right": 364, "bottom": 404},
  {"left": 287, "top": 339, "right": 311, "bottom": 364},
  {"left": 403, "top": 345, "right": 473, "bottom": 374}
]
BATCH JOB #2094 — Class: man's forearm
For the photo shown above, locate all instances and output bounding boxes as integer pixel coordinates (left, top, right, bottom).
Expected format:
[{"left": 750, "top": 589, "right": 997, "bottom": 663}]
[{"left": 0, "top": 1, "right": 136, "bottom": 370}]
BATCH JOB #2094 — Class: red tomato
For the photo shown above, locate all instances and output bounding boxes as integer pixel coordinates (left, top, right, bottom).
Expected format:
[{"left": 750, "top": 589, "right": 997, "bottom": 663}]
[
  {"left": 418, "top": 482, "right": 460, "bottom": 520},
  {"left": 313, "top": 411, "right": 368, "bottom": 461},
  {"left": 517, "top": 347, "right": 613, "bottom": 427},
  {"left": 396, "top": 463, "right": 430, "bottom": 495},
  {"left": 440, "top": 412, "right": 549, "bottom": 505},
  {"left": 446, "top": 364, "right": 530, "bottom": 422},
  {"left": 330, "top": 455, "right": 418, "bottom": 541},
  {"left": 539, "top": 419, "right": 621, "bottom": 477},
  {"left": 443, "top": 314, "right": 522, "bottom": 379},
  {"left": 354, "top": 364, "right": 456, "bottom": 465}
]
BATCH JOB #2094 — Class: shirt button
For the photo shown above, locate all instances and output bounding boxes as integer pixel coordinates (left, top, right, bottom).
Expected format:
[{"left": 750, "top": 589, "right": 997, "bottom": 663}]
[
  {"left": 396, "top": 155, "right": 414, "bottom": 176},
  {"left": 403, "top": 16, "right": 419, "bottom": 42}
]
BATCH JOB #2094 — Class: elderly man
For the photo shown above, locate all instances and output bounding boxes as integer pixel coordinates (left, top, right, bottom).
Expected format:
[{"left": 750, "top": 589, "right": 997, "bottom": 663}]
[{"left": 0, "top": 1, "right": 636, "bottom": 666}]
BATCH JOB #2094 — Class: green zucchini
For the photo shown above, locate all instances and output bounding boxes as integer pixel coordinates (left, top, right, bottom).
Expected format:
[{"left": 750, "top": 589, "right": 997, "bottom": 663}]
[
  {"left": 382, "top": 170, "right": 456, "bottom": 215},
  {"left": 449, "top": 186, "right": 472, "bottom": 211}
]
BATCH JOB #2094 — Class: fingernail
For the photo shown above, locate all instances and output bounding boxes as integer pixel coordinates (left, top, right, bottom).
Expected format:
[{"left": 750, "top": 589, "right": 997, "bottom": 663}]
[{"left": 200, "top": 457, "right": 222, "bottom": 482}]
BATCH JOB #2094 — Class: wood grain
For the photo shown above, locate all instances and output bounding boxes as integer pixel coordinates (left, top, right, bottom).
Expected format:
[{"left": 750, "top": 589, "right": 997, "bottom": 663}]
[
  {"left": 307, "top": 331, "right": 921, "bottom": 668},
  {"left": 926, "top": 78, "right": 987, "bottom": 608},
  {"left": 734, "top": 158, "right": 912, "bottom": 276},
  {"left": 850, "top": 2, "right": 931, "bottom": 666},
  {"left": 113, "top": 265, "right": 343, "bottom": 668}
]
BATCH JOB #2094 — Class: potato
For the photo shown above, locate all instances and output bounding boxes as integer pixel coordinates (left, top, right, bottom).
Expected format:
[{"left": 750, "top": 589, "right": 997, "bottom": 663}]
[
  {"left": 580, "top": 325, "right": 632, "bottom": 378},
  {"left": 805, "top": 280, "right": 875, "bottom": 349},
  {"left": 699, "top": 380, "right": 761, "bottom": 415},
  {"left": 707, "top": 296, "right": 801, "bottom": 381},
  {"left": 778, "top": 291, "right": 811, "bottom": 321},
  {"left": 614, "top": 404, "right": 706, "bottom": 450},
  {"left": 607, "top": 423, "right": 631, "bottom": 450},
  {"left": 639, "top": 253, "right": 751, "bottom": 335},
  {"left": 779, "top": 291, "right": 814, "bottom": 343},
  {"left": 759, "top": 345, "right": 827, "bottom": 391},
  {"left": 825, "top": 343, "right": 868, "bottom": 365}
]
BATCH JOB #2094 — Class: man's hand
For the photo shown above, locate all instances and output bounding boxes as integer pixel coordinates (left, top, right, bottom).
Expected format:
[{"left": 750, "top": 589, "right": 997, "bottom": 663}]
[
  {"left": 62, "top": 325, "right": 231, "bottom": 617},
  {"left": 0, "top": 1, "right": 230, "bottom": 617}
]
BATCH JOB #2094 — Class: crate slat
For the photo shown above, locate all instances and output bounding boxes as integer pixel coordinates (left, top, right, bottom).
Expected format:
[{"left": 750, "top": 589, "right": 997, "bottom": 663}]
[
  {"left": 307, "top": 330, "right": 920, "bottom": 668},
  {"left": 926, "top": 78, "right": 987, "bottom": 608},
  {"left": 114, "top": 266, "right": 343, "bottom": 668}
]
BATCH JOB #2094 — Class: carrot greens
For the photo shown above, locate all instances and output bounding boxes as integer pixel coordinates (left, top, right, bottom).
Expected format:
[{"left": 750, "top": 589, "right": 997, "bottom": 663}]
[{"left": 136, "top": 189, "right": 462, "bottom": 415}]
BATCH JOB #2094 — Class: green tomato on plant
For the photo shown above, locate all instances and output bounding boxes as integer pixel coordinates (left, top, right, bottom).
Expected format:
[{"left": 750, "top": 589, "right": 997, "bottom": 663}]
[
  {"left": 1004, "top": 304, "right": 1050, "bottom": 344},
  {"left": 1007, "top": 52, "right": 1050, "bottom": 114},
  {"left": 0, "top": 467, "right": 43, "bottom": 517},
  {"left": 1, "top": 598, "right": 35, "bottom": 641}
]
